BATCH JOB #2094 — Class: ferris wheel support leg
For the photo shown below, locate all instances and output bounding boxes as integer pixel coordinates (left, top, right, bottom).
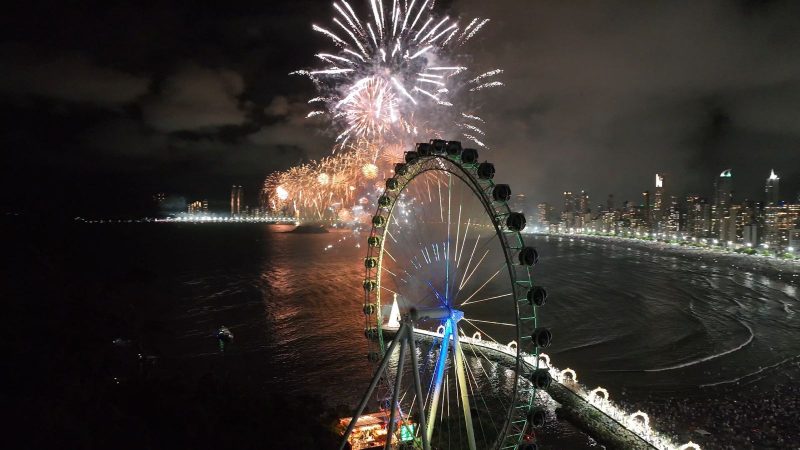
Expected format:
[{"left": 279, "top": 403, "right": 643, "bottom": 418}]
[
  {"left": 425, "top": 320, "right": 453, "bottom": 443},
  {"left": 338, "top": 323, "right": 407, "bottom": 450},
  {"left": 384, "top": 335, "right": 407, "bottom": 450},
  {"left": 408, "top": 324, "right": 431, "bottom": 450},
  {"left": 453, "top": 322, "right": 477, "bottom": 450}
]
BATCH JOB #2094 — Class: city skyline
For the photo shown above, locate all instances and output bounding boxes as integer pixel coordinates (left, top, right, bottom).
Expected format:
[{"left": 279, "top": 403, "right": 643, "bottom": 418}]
[{"left": 537, "top": 167, "right": 800, "bottom": 252}]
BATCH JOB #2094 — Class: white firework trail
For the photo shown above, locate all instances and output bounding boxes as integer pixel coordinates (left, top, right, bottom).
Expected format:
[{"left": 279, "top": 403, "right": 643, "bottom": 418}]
[
  {"left": 461, "top": 113, "right": 485, "bottom": 123},
  {"left": 470, "top": 81, "right": 504, "bottom": 92},
  {"left": 295, "top": 0, "right": 503, "bottom": 147},
  {"left": 268, "top": 0, "right": 503, "bottom": 217},
  {"left": 460, "top": 123, "right": 485, "bottom": 135},
  {"left": 462, "top": 133, "right": 486, "bottom": 148},
  {"left": 469, "top": 69, "right": 504, "bottom": 84}
]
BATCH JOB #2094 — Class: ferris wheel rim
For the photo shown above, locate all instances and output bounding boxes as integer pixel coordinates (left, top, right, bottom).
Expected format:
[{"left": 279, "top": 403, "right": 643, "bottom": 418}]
[{"left": 361, "top": 148, "right": 542, "bottom": 450}]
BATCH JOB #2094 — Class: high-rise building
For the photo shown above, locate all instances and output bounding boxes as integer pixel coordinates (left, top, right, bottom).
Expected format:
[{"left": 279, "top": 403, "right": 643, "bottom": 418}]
[
  {"left": 230, "top": 185, "right": 243, "bottom": 216},
  {"left": 765, "top": 169, "right": 780, "bottom": 206},
  {"left": 743, "top": 224, "right": 760, "bottom": 247},
  {"left": 576, "top": 190, "right": 590, "bottom": 229},
  {"left": 561, "top": 191, "right": 575, "bottom": 229},
  {"left": 537, "top": 203, "right": 554, "bottom": 229},
  {"left": 713, "top": 169, "right": 733, "bottom": 236},
  {"left": 666, "top": 196, "right": 681, "bottom": 233},
  {"left": 562, "top": 191, "right": 574, "bottom": 213},
  {"left": 764, "top": 204, "right": 800, "bottom": 251},
  {"left": 685, "top": 194, "right": 711, "bottom": 238},
  {"left": 606, "top": 194, "right": 614, "bottom": 212},
  {"left": 789, "top": 228, "right": 800, "bottom": 251},
  {"left": 188, "top": 200, "right": 208, "bottom": 215},
  {"left": 653, "top": 174, "right": 665, "bottom": 230},
  {"left": 578, "top": 190, "right": 590, "bottom": 214},
  {"left": 642, "top": 190, "right": 651, "bottom": 228},
  {"left": 509, "top": 194, "right": 534, "bottom": 226}
]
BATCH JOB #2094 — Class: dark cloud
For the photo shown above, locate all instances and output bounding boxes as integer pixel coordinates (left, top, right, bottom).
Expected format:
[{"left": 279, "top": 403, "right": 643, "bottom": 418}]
[
  {"left": 459, "top": 0, "right": 800, "bottom": 205},
  {"left": 141, "top": 64, "right": 248, "bottom": 132},
  {"left": 0, "top": 44, "right": 149, "bottom": 106}
]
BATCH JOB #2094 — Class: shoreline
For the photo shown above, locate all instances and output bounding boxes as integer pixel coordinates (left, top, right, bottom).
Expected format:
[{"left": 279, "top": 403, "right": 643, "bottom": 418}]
[{"left": 532, "top": 233, "right": 800, "bottom": 283}]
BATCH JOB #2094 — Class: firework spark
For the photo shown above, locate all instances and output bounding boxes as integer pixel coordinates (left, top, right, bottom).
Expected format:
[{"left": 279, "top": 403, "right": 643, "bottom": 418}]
[
  {"left": 264, "top": 0, "right": 501, "bottom": 219},
  {"left": 298, "top": 0, "right": 502, "bottom": 148}
]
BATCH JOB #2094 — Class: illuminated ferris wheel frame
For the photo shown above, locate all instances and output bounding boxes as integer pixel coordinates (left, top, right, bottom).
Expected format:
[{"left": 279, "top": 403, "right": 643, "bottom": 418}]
[{"left": 340, "top": 140, "right": 551, "bottom": 450}]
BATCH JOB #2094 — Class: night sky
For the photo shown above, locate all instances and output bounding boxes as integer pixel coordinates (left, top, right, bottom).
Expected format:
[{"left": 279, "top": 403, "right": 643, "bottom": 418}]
[{"left": 1, "top": 0, "right": 799, "bottom": 217}]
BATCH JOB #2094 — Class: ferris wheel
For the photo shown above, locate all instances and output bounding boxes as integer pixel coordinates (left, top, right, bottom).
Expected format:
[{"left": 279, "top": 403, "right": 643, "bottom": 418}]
[{"left": 340, "top": 139, "right": 552, "bottom": 450}]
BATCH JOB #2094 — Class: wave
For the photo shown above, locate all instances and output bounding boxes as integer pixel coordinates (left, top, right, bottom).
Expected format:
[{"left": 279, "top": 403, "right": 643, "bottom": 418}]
[
  {"left": 643, "top": 320, "right": 754, "bottom": 372},
  {"left": 700, "top": 354, "right": 800, "bottom": 388}
]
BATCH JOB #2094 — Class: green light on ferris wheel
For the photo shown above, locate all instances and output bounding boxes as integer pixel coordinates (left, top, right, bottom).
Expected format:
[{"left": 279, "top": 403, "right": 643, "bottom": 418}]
[{"left": 400, "top": 423, "right": 416, "bottom": 442}]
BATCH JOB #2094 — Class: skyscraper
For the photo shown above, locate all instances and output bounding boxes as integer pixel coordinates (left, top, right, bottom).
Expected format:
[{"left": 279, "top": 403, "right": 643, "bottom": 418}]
[
  {"left": 653, "top": 174, "right": 665, "bottom": 230},
  {"left": 765, "top": 169, "right": 780, "bottom": 206},
  {"left": 537, "top": 203, "right": 554, "bottom": 228},
  {"left": 713, "top": 170, "right": 733, "bottom": 236},
  {"left": 230, "top": 185, "right": 243, "bottom": 216},
  {"left": 578, "top": 190, "right": 590, "bottom": 214},
  {"left": 509, "top": 193, "right": 533, "bottom": 225},
  {"left": 562, "top": 191, "right": 574, "bottom": 213},
  {"left": 561, "top": 191, "right": 575, "bottom": 229}
]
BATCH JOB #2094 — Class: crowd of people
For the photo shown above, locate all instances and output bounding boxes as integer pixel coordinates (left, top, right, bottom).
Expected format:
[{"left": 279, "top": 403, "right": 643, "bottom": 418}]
[{"left": 620, "top": 382, "right": 800, "bottom": 449}]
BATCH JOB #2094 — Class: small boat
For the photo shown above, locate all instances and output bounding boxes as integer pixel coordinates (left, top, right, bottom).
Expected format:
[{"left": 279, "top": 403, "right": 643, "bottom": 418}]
[{"left": 216, "top": 326, "right": 234, "bottom": 351}]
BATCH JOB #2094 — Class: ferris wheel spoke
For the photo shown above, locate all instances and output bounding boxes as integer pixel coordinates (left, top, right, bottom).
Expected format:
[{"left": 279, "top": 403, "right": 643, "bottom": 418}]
[
  {"left": 445, "top": 174, "right": 453, "bottom": 303},
  {"left": 458, "top": 292, "right": 512, "bottom": 307},
  {"left": 464, "top": 339, "right": 510, "bottom": 414},
  {"left": 437, "top": 177, "right": 444, "bottom": 222},
  {"left": 458, "top": 248, "right": 489, "bottom": 291},
  {"left": 456, "top": 262, "right": 505, "bottom": 306},
  {"left": 461, "top": 345, "right": 496, "bottom": 444},
  {"left": 383, "top": 248, "right": 398, "bottom": 263},
  {"left": 463, "top": 318, "right": 515, "bottom": 327},
  {"left": 453, "top": 322, "right": 477, "bottom": 450},
  {"left": 381, "top": 285, "right": 398, "bottom": 295},
  {"left": 452, "top": 203, "right": 463, "bottom": 275},
  {"left": 461, "top": 318, "right": 504, "bottom": 348},
  {"left": 454, "top": 225, "right": 501, "bottom": 297},
  {"left": 424, "top": 279, "right": 447, "bottom": 306},
  {"left": 455, "top": 219, "right": 471, "bottom": 266}
]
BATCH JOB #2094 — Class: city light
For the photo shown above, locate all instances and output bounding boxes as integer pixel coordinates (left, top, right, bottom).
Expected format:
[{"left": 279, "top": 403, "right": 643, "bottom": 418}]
[{"left": 534, "top": 168, "right": 799, "bottom": 259}]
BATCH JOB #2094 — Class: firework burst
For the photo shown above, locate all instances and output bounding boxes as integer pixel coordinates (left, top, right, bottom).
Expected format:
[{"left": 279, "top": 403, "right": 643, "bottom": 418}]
[
  {"left": 296, "top": 0, "right": 502, "bottom": 149},
  {"left": 265, "top": 0, "right": 501, "bottom": 219}
]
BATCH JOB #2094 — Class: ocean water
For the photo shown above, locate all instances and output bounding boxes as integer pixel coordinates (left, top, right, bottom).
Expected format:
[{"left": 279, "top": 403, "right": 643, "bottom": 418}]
[{"left": 8, "top": 222, "right": 799, "bottom": 448}]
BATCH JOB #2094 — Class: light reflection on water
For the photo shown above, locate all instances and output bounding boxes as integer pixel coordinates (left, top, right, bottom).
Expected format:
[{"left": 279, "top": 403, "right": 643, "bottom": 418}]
[{"left": 154, "top": 225, "right": 798, "bottom": 447}]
